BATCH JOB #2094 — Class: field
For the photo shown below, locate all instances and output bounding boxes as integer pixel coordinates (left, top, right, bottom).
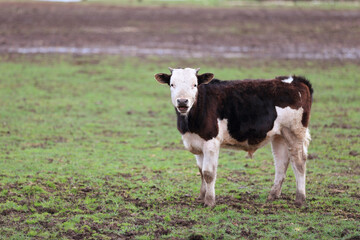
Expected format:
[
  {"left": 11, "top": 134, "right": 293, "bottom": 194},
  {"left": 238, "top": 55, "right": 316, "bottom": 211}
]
[{"left": 1, "top": 2, "right": 360, "bottom": 240}]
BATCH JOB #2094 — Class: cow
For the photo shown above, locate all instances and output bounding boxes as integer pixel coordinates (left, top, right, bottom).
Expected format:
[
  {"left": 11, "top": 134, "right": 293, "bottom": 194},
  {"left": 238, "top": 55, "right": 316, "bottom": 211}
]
[{"left": 155, "top": 68, "right": 313, "bottom": 207}]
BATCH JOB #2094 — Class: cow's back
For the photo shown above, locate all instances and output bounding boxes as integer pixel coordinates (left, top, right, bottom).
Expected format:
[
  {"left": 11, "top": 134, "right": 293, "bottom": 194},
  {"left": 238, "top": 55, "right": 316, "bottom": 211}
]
[{"left": 193, "top": 76, "right": 313, "bottom": 145}]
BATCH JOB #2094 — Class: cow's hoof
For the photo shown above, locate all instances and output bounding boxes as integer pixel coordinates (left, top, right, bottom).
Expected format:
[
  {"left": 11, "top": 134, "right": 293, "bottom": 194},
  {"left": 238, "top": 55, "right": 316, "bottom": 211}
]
[
  {"left": 295, "top": 200, "right": 306, "bottom": 208},
  {"left": 204, "top": 195, "right": 215, "bottom": 207},
  {"left": 267, "top": 193, "right": 277, "bottom": 202},
  {"left": 196, "top": 196, "right": 204, "bottom": 203},
  {"left": 204, "top": 201, "right": 215, "bottom": 207},
  {"left": 267, "top": 190, "right": 282, "bottom": 202},
  {"left": 295, "top": 192, "right": 306, "bottom": 207}
]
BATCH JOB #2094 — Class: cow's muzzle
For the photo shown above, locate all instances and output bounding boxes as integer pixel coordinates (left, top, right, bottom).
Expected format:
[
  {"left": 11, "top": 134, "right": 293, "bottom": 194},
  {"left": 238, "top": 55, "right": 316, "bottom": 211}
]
[{"left": 177, "top": 99, "right": 189, "bottom": 114}]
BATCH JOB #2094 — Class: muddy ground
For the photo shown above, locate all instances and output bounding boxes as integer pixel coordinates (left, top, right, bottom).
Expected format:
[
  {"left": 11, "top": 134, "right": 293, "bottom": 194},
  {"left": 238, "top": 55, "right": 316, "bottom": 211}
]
[{"left": 1, "top": 2, "right": 360, "bottom": 59}]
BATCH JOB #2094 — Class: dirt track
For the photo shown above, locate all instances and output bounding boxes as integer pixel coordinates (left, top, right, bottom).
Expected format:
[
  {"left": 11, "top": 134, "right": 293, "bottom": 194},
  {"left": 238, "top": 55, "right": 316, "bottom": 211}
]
[{"left": 1, "top": 2, "right": 360, "bottom": 59}]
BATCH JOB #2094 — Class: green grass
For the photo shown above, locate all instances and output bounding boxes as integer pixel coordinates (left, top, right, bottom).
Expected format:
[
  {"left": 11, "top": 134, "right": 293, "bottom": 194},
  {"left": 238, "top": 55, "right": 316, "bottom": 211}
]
[{"left": 0, "top": 54, "right": 359, "bottom": 239}]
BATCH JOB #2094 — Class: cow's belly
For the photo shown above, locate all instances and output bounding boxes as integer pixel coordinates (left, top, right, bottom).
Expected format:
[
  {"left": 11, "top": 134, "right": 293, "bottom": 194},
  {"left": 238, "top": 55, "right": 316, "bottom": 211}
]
[
  {"left": 217, "top": 118, "right": 276, "bottom": 153},
  {"left": 182, "top": 118, "right": 277, "bottom": 155},
  {"left": 220, "top": 137, "right": 271, "bottom": 152},
  {"left": 181, "top": 107, "right": 305, "bottom": 156}
]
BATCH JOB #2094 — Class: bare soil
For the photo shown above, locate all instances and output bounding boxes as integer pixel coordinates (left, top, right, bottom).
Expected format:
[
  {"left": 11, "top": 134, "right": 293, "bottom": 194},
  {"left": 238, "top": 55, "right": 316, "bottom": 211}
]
[{"left": 1, "top": 2, "right": 360, "bottom": 59}]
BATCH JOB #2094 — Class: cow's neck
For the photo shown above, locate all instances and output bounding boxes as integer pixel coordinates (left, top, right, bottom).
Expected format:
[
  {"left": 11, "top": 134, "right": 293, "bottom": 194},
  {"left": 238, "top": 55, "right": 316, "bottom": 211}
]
[
  {"left": 176, "top": 111, "right": 190, "bottom": 134},
  {"left": 176, "top": 90, "right": 203, "bottom": 135},
  {"left": 175, "top": 87, "right": 219, "bottom": 141}
]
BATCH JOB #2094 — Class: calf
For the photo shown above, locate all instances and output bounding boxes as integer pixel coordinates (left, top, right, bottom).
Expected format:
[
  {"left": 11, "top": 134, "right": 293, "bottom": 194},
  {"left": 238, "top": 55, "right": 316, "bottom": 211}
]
[{"left": 155, "top": 68, "right": 313, "bottom": 207}]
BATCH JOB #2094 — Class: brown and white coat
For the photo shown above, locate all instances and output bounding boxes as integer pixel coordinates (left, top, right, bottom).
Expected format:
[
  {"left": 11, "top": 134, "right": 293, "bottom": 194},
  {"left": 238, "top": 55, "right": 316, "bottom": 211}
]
[{"left": 155, "top": 68, "right": 313, "bottom": 207}]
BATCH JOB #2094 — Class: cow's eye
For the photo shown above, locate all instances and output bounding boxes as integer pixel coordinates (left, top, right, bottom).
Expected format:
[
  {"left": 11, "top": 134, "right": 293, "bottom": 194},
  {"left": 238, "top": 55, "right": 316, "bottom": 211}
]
[
  {"left": 170, "top": 84, "right": 174, "bottom": 87},
  {"left": 194, "top": 84, "right": 197, "bottom": 87}
]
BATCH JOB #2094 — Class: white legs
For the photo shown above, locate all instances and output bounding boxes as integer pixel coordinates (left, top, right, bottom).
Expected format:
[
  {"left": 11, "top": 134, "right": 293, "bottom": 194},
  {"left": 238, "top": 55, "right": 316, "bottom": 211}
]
[
  {"left": 268, "top": 135, "right": 290, "bottom": 201},
  {"left": 193, "top": 128, "right": 309, "bottom": 207},
  {"left": 291, "top": 159, "right": 306, "bottom": 206},
  {"left": 196, "top": 139, "right": 220, "bottom": 207},
  {"left": 195, "top": 154, "right": 206, "bottom": 200},
  {"left": 268, "top": 127, "right": 309, "bottom": 207}
]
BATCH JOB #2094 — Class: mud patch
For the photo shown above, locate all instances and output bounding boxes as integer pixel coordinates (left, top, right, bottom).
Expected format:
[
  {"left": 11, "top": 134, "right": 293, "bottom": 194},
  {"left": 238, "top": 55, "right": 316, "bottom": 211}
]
[
  {"left": 189, "top": 234, "right": 205, "bottom": 240},
  {"left": 170, "top": 218, "right": 196, "bottom": 227},
  {"left": 4, "top": 45, "right": 360, "bottom": 60},
  {"left": 0, "top": 3, "right": 359, "bottom": 60},
  {"left": 324, "top": 123, "right": 360, "bottom": 130},
  {"left": 349, "top": 150, "right": 359, "bottom": 157}
]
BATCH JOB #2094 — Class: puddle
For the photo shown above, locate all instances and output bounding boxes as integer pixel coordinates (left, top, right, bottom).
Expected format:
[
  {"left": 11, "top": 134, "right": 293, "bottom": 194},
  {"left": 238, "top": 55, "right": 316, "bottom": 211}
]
[
  {"left": 2, "top": 45, "right": 360, "bottom": 60},
  {"left": 37, "top": 0, "right": 196, "bottom": 1},
  {"left": 37, "top": 0, "right": 82, "bottom": 2}
]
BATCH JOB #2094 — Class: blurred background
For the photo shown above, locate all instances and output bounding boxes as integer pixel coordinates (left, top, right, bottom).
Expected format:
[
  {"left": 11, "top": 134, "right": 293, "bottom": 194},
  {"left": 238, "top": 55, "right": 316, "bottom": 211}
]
[{"left": 1, "top": 0, "right": 360, "bottom": 59}]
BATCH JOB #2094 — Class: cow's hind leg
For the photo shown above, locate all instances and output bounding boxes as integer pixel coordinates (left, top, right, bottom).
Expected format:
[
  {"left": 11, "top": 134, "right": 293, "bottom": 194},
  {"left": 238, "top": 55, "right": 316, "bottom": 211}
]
[
  {"left": 196, "top": 154, "right": 206, "bottom": 201},
  {"left": 202, "top": 140, "right": 220, "bottom": 207},
  {"left": 268, "top": 135, "right": 290, "bottom": 201},
  {"left": 281, "top": 127, "right": 308, "bottom": 207}
]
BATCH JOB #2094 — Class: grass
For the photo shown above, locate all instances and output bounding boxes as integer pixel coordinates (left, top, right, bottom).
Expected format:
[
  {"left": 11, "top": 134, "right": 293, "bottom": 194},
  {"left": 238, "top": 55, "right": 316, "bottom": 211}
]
[{"left": 0, "top": 54, "right": 359, "bottom": 239}]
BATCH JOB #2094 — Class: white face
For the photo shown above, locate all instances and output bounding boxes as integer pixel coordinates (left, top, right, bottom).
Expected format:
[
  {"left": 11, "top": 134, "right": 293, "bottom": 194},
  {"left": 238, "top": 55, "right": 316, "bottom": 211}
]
[{"left": 170, "top": 68, "right": 199, "bottom": 115}]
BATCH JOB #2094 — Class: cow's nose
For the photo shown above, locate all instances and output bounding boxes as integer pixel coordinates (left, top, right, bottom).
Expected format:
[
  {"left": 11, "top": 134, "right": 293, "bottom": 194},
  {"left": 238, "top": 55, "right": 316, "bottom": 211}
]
[{"left": 177, "top": 99, "right": 189, "bottom": 106}]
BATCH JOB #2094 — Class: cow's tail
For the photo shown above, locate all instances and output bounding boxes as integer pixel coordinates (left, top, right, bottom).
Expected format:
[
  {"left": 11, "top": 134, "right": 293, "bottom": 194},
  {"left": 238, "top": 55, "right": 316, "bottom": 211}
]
[
  {"left": 293, "top": 75, "right": 314, "bottom": 101},
  {"left": 303, "top": 128, "right": 311, "bottom": 159},
  {"left": 295, "top": 76, "right": 313, "bottom": 158}
]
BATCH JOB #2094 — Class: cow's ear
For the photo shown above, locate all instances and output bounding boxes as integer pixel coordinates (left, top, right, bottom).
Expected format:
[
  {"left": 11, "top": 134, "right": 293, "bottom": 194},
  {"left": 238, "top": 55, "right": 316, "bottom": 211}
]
[
  {"left": 155, "top": 73, "right": 171, "bottom": 85},
  {"left": 197, "top": 73, "right": 214, "bottom": 85}
]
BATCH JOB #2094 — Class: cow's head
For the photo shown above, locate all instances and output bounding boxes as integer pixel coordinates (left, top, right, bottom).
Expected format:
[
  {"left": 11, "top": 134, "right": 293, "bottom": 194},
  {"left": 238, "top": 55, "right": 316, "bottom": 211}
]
[{"left": 155, "top": 68, "right": 214, "bottom": 115}]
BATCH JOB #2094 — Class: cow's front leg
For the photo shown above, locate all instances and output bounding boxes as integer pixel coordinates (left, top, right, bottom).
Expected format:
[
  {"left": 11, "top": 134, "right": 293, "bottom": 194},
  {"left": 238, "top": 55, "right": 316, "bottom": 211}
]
[
  {"left": 195, "top": 154, "right": 206, "bottom": 201},
  {"left": 202, "top": 140, "right": 220, "bottom": 207}
]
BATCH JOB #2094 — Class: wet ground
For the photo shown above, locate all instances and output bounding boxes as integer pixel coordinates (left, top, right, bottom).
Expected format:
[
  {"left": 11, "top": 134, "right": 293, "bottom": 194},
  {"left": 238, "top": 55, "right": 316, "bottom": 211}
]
[{"left": 1, "top": 2, "right": 360, "bottom": 59}]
